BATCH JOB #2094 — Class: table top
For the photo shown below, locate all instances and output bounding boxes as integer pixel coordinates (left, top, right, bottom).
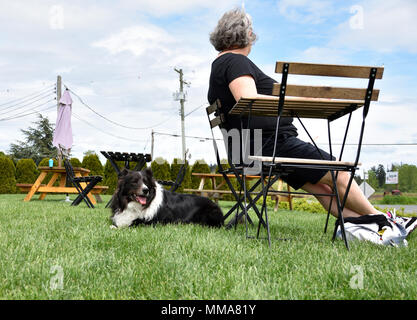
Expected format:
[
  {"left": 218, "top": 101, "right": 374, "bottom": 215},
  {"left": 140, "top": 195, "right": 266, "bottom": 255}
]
[
  {"left": 100, "top": 151, "right": 152, "bottom": 162},
  {"left": 38, "top": 166, "right": 90, "bottom": 174},
  {"left": 229, "top": 96, "right": 365, "bottom": 121}
]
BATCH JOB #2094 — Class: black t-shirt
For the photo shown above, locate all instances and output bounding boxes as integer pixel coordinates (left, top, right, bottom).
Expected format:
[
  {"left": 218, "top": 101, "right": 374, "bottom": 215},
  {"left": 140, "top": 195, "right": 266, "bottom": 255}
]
[{"left": 207, "top": 53, "right": 297, "bottom": 137}]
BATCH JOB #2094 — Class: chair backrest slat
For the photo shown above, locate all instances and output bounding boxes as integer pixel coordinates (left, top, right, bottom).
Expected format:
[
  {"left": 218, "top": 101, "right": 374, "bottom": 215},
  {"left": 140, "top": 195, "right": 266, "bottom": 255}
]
[
  {"left": 210, "top": 116, "right": 223, "bottom": 128},
  {"left": 272, "top": 84, "right": 380, "bottom": 101},
  {"left": 276, "top": 61, "right": 384, "bottom": 79},
  {"left": 206, "top": 102, "right": 219, "bottom": 115}
]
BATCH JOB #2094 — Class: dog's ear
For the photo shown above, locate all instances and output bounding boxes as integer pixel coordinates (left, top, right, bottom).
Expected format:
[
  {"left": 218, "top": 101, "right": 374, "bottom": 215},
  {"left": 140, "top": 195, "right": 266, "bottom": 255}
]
[
  {"left": 118, "top": 168, "right": 129, "bottom": 178},
  {"left": 143, "top": 167, "right": 153, "bottom": 179},
  {"left": 111, "top": 184, "right": 128, "bottom": 213}
]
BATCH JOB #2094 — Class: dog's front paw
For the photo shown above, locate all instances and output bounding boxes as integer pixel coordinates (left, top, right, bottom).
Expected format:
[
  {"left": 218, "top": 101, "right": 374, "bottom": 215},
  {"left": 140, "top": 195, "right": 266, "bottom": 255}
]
[{"left": 110, "top": 225, "right": 118, "bottom": 229}]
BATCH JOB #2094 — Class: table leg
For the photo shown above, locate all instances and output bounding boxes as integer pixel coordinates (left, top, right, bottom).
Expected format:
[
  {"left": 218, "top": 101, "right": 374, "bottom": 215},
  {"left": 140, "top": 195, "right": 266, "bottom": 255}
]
[
  {"left": 59, "top": 173, "right": 66, "bottom": 187},
  {"left": 39, "top": 172, "right": 60, "bottom": 200},
  {"left": 24, "top": 171, "right": 47, "bottom": 202},
  {"left": 198, "top": 177, "right": 205, "bottom": 191}
]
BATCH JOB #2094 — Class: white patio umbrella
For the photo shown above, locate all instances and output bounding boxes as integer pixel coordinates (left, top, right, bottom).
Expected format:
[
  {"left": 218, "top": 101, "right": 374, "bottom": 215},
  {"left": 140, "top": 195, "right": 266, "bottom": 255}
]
[
  {"left": 52, "top": 89, "right": 73, "bottom": 202},
  {"left": 53, "top": 89, "right": 73, "bottom": 153}
]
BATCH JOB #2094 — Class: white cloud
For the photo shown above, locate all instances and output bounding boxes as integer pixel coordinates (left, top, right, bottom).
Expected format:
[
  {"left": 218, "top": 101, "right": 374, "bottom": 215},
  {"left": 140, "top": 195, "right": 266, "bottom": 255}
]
[
  {"left": 331, "top": 0, "right": 417, "bottom": 53},
  {"left": 92, "top": 25, "right": 176, "bottom": 56},
  {"left": 277, "top": 0, "right": 336, "bottom": 24},
  {"left": 120, "top": 0, "right": 240, "bottom": 17}
]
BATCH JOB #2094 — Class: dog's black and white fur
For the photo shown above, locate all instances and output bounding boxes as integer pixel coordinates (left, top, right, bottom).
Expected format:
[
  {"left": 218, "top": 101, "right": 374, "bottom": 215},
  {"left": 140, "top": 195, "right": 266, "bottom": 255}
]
[{"left": 110, "top": 168, "right": 224, "bottom": 228}]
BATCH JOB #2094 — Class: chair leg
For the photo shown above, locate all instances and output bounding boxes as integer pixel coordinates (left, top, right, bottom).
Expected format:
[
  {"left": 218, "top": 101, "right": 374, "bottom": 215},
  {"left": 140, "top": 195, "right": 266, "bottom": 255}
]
[
  {"left": 257, "top": 168, "right": 273, "bottom": 247},
  {"left": 105, "top": 194, "right": 114, "bottom": 208},
  {"left": 72, "top": 192, "right": 94, "bottom": 208},
  {"left": 224, "top": 177, "right": 266, "bottom": 229},
  {"left": 324, "top": 196, "right": 333, "bottom": 234},
  {"left": 236, "top": 176, "right": 266, "bottom": 228},
  {"left": 71, "top": 181, "right": 97, "bottom": 208},
  {"left": 329, "top": 171, "right": 349, "bottom": 250}
]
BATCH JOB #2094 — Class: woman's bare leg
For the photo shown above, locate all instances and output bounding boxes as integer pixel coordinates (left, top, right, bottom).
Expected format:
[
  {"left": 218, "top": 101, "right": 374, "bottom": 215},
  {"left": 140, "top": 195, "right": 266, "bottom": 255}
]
[{"left": 301, "top": 171, "right": 381, "bottom": 218}]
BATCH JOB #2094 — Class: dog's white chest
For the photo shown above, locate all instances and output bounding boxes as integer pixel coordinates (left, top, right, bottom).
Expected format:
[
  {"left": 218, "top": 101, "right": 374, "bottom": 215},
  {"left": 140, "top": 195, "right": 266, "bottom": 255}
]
[{"left": 112, "top": 202, "right": 143, "bottom": 228}]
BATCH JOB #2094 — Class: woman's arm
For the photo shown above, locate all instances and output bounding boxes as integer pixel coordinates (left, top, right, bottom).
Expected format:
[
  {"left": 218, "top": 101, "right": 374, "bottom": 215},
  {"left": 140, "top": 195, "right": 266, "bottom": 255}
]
[{"left": 229, "top": 75, "right": 277, "bottom": 102}]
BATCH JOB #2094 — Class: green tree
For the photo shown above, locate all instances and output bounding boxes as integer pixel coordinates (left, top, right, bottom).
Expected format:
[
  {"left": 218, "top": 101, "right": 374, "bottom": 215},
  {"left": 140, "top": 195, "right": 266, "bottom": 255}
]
[
  {"left": 9, "top": 114, "right": 56, "bottom": 165},
  {"left": 103, "top": 160, "right": 118, "bottom": 195},
  {"left": 81, "top": 153, "right": 103, "bottom": 176},
  {"left": 170, "top": 158, "right": 191, "bottom": 192},
  {"left": 15, "top": 159, "right": 39, "bottom": 184},
  {"left": 366, "top": 169, "right": 379, "bottom": 190},
  {"left": 82, "top": 153, "right": 104, "bottom": 185},
  {"left": 0, "top": 155, "right": 16, "bottom": 194},
  {"left": 69, "top": 157, "right": 82, "bottom": 168},
  {"left": 190, "top": 159, "right": 211, "bottom": 189},
  {"left": 151, "top": 157, "right": 171, "bottom": 182},
  {"left": 375, "top": 164, "right": 386, "bottom": 189},
  {"left": 398, "top": 164, "right": 417, "bottom": 192}
]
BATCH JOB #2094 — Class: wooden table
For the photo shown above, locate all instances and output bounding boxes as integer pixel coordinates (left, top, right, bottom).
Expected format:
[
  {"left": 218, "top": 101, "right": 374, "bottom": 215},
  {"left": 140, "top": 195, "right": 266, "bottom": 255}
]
[
  {"left": 184, "top": 173, "right": 293, "bottom": 211},
  {"left": 18, "top": 166, "right": 108, "bottom": 204}
]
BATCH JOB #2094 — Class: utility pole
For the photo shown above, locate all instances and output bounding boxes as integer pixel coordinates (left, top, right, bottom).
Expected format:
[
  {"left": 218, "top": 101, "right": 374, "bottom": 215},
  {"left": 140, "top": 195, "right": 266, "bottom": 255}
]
[
  {"left": 56, "top": 75, "right": 62, "bottom": 167},
  {"left": 174, "top": 68, "right": 187, "bottom": 162},
  {"left": 151, "top": 130, "right": 154, "bottom": 160},
  {"left": 57, "top": 75, "right": 62, "bottom": 111}
]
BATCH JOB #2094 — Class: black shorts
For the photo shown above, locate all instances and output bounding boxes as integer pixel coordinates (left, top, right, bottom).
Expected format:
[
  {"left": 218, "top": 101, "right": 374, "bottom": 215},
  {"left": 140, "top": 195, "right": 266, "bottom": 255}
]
[{"left": 261, "top": 135, "right": 335, "bottom": 190}]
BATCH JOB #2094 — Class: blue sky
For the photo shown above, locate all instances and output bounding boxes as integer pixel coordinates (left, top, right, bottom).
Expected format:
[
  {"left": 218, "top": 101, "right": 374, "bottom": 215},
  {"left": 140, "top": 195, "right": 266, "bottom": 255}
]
[{"left": 1, "top": 0, "right": 417, "bottom": 173}]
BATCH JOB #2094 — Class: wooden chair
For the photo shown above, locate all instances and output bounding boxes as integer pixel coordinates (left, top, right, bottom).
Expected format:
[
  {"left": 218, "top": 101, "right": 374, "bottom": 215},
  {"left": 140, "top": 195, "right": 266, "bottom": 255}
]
[
  {"left": 228, "top": 61, "right": 384, "bottom": 248},
  {"left": 61, "top": 149, "right": 103, "bottom": 208}
]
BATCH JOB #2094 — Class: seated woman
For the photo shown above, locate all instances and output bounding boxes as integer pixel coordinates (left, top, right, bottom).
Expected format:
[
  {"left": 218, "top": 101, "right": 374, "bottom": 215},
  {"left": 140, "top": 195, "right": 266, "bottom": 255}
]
[{"left": 207, "top": 7, "right": 417, "bottom": 235}]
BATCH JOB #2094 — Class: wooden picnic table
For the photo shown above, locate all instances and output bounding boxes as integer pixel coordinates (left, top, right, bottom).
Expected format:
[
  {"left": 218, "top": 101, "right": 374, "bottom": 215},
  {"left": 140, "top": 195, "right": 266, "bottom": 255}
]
[
  {"left": 17, "top": 166, "right": 108, "bottom": 204},
  {"left": 184, "top": 172, "right": 293, "bottom": 211}
]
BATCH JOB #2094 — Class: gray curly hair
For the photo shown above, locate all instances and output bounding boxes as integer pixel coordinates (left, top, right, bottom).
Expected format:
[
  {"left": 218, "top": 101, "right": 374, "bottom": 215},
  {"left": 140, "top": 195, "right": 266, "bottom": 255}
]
[{"left": 209, "top": 8, "right": 257, "bottom": 52}]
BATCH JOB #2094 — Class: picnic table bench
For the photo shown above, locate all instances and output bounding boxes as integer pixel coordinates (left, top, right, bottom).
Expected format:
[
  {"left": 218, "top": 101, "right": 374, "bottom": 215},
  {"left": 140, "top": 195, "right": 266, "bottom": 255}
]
[
  {"left": 17, "top": 166, "right": 108, "bottom": 204},
  {"left": 184, "top": 172, "right": 294, "bottom": 211}
]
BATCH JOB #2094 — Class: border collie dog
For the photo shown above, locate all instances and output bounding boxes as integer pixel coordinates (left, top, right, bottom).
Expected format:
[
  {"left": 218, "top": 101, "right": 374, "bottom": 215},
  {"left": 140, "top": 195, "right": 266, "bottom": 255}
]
[{"left": 110, "top": 168, "right": 224, "bottom": 228}]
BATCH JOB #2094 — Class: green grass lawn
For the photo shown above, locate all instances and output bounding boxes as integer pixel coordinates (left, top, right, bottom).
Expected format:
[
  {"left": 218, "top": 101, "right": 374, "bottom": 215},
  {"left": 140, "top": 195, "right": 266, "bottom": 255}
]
[{"left": 1, "top": 193, "right": 417, "bottom": 300}]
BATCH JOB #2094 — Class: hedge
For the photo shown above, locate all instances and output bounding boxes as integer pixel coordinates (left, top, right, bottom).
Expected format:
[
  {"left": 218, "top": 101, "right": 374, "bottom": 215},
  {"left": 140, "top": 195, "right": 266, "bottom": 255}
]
[
  {"left": 170, "top": 158, "right": 191, "bottom": 192},
  {"left": 151, "top": 157, "right": 171, "bottom": 182},
  {"left": 15, "top": 159, "right": 39, "bottom": 184},
  {"left": 81, "top": 154, "right": 104, "bottom": 177},
  {"left": 70, "top": 157, "right": 82, "bottom": 168},
  {"left": 0, "top": 155, "right": 16, "bottom": 194},
  {"left": 190, "top": 159, "right": 211, "bottom": 189}
]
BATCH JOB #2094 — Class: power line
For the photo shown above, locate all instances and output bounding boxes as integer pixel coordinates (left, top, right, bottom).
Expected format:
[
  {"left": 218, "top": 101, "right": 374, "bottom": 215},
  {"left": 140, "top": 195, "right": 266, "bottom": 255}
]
[
  {"left": 184, "top": 102, "right": 208, "bottom": 117},
  {"left": 0, "top": 85, "right": 55, "bottom": 110},
  {"left": 0, "top": 92, "right": 56, "bottom": 116},
  {"left": 66, "top": 85, "right": 177, "bottom": 130},
  {"left": 72, "top": 111, "right": 149, "bottom": 143},
  {"left": 0, "top": 103, "right": 57, "bottom": 121},
  {"left": 153, "top": 131, "right": 223, "bottom": 141}
]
